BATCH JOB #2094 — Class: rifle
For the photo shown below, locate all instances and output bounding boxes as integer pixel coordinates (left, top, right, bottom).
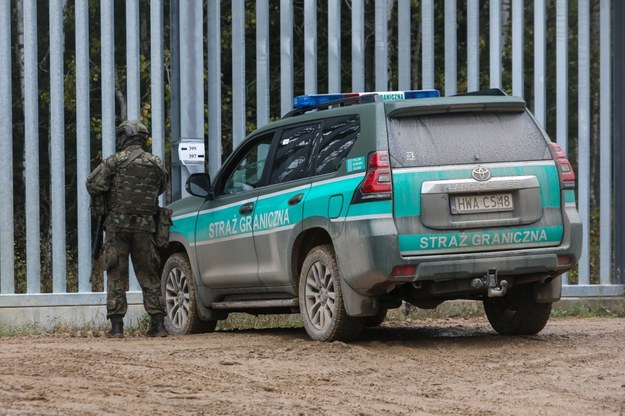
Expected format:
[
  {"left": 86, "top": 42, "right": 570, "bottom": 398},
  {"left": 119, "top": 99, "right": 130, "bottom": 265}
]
[{"left": 92, "top": 215, "right": 105, "bottom": 260}]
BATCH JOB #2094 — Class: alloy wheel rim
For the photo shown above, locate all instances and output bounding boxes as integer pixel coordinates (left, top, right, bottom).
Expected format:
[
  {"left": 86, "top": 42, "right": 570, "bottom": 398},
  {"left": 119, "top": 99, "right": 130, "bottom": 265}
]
[
  {"left": 304, "top": 261, "right": 336, "bottom": 331},
  {"left": 165, "top": 266, "right": 191, "bottom": 329}
]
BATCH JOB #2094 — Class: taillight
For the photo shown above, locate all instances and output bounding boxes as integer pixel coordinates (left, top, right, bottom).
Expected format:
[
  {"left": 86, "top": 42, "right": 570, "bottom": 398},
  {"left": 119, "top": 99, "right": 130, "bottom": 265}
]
[
  {"left": 391, "top": 264, "right": 416, "bottom": 278},
  {"left": 352, "top": 151, "right": 392, "bottom": 203},
  {"left": 548, "top": 143, "right": 576, "bottom": 189}
]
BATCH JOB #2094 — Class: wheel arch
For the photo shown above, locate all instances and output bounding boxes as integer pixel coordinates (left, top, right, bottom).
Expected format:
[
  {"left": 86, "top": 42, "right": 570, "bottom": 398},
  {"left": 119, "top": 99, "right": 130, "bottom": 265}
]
[
  {"left": 159, "top": 240, "right": 187, "bottom": 275},
  {"left": 290, "top": 227, "right": 333, "bottom": 289}
]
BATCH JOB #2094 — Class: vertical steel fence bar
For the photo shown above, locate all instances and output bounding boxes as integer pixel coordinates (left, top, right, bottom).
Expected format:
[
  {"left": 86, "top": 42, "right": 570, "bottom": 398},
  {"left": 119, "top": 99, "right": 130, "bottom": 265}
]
[
  {"left": 445, "top": 0, "right": 457, "bottom": 96},
  {"left": 398, "top": 0, "right": 411, "bottom": 90},
  {"left": 179, "top": 0, "right": 204, "bottom": 187},
  {"left": 489, "top": 0, "right": 501, "bottom": 88},
  {"left": 280, "top": 0, "right": 293, "bottom": 116},
  {"left": 512, "top": 0, "right": 524, "bottom": 97},
  {"left": 422, "top": 0, "right": 434, "bottom": 89},
  {"left": 101, "top": 0, "right": 115, "bottom": 158},
  {"left": 556, "top": 0, "right": 568, "bottom": 154},
  {"left": 467, "top": 0, "right": 479, "bottom": 92},
  {"left": 151, "top": 0, "right": 165, "bottom": 208},
  {"left": 614, "top": 0, "right": 625, "bottom": 285},
  {"left": 328, "top": 0, "right": 341, "bottom": 93},
  {"left": 256, "top": 0, "right": 269, "bottom": 126},
  {"left": 555, "top": 0, "right": 570, "bottom": 290},
  {"left": 304, "top": 0, "right": 317, "bottom": 95},
  {"left": 375, "top": 0, "right": 388, "bottom": 91},
  {"left": 351, "top": 0, "right": 365, "bottom": 92},
  {"left": 232, "top": 0, "right": 246, "bottom": 144},
  {"left": 126, "top": 0, "right": 141, "bottom": 292},
  {"left": 578, "top": 0, "right": 590, "bottom": 284},
  {"left": 50, "top": 0, "right": 66, "bottom": 293},
  {"left": 76, "top": 0, "right": 91, "bottom": 292},
  {"left": 101, "top": 0, "right": 115, "bottom": 290},
  {"left": 75, "top": 0, "right": 92, "bottom": 293},
  {"left": 534, "top": 0, "right": 547, "bottom": 127},
  {"left": 599, "top": 0, "right": 612, "bottom": 285},
  {"left": 150, "top": 0, "right": 165, "bottom": 204},
  {"left": 169, "top": 0, "right": 181, "bottom": 200},
  {"left": 233, "top": 0, "right": 247, "bottom": 141},
  {"left": 207, "top": 1, "right": 222, "bottom": 177},
  {"left": 126, "top": 0, "right": 140, "bottom": 120},
  {"left": 0, "top": 0, "right": 14, "bottom": 293},
  {"left": 24, "top": 0, "right": 41, "bottom": 293}
]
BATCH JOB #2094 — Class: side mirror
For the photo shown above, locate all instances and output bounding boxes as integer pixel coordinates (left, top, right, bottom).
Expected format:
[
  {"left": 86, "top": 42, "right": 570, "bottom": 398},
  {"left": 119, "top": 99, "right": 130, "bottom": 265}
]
[{"left": 185, "top": 173, "right": 213, "bottom": 199}]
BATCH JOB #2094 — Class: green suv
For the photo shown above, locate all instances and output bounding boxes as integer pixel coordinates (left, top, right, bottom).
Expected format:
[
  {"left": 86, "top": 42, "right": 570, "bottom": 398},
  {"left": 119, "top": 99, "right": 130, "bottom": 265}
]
[{"left": 160, "top": 89, "right": 582, "bottom": 341}]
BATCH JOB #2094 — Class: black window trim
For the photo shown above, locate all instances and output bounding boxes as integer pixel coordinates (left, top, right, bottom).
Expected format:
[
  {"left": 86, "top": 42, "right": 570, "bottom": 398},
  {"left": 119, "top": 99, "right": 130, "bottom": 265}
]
[
  {"left": 265, "top": 120, "right": 321, "bottom": 186},
  {"left": 213, "top": 129, "right": 278, "bottom": 197}
]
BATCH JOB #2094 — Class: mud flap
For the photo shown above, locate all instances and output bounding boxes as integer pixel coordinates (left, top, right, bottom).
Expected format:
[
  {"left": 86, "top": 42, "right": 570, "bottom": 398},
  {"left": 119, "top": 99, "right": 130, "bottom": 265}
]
[
  {"left": 534, "top": 275, "right": 562, "bottom": 303},
  {"left": 340, "top": 279, "right": 379, "bottom": 317}
]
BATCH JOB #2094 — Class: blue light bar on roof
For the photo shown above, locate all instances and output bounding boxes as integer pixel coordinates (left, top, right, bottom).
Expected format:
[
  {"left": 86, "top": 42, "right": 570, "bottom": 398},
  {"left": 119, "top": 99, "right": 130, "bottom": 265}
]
[
  {"left": 293, "top": 89, "right": 440, "bottom": 109},
  {"left": 293, "top": 93, "right": 346, "bottom": 108}
]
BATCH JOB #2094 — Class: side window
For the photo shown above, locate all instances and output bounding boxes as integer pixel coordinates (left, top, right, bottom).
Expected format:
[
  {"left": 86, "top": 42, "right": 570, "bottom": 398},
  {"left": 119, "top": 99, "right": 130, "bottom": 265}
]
[
  {"left": 222, "top": 134, "right": 273, "bottom": 195},
  {"left": 268, "top": 123, "right": 318, "bottom": 185},
  {"left": 315, "top": 115, "right": 360, "bottom": 175}
]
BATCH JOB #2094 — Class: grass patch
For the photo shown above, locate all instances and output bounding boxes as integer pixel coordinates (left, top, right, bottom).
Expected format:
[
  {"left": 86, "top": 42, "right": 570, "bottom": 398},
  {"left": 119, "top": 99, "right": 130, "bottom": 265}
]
[
  {"left": 216, "top": 313, "right": 304, "bottom": 331},
  {"left": 0, "top": 323, "right": 44, "bottom": 337},
  {"left": 551, "top": 303, "right": 623, "bottom": 318},
  {"left": 0, "top": 314, "right": 152, "bottom": 338}
]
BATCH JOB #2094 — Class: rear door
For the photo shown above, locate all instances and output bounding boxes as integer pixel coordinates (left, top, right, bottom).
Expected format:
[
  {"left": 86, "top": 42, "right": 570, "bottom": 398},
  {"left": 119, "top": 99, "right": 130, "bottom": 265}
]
[
  {"left": 254, "top": 123, "right": 318, "bottom": 287},
  {"left": 387, "top": 109, "right": 564, "bottom": 256}
]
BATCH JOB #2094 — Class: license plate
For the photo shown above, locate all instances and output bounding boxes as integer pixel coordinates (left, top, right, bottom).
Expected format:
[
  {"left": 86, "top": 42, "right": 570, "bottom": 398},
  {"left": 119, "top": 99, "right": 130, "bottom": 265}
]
[{"left": 450, "top": 193, "right": 514, "bottom": 214}]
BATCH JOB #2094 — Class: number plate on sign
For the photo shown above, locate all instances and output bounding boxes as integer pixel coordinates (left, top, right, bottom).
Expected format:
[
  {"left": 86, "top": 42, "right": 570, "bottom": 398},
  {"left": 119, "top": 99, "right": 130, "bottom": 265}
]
[{"left": 450, "top": 193, "right": 514, "bottom": 214}]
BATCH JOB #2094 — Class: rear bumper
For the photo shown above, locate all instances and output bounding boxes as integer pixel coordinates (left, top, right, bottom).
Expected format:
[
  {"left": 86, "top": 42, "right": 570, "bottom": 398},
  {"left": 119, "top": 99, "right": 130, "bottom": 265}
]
[{"left": 334, "top": 203, "right": 583, "bottom": 296}]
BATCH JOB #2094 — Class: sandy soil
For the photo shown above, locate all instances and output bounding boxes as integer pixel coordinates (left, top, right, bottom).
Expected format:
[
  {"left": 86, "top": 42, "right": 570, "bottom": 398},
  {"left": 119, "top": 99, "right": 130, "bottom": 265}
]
[{"left": 1, "top": 316, "right": 624, "bottom": 416}]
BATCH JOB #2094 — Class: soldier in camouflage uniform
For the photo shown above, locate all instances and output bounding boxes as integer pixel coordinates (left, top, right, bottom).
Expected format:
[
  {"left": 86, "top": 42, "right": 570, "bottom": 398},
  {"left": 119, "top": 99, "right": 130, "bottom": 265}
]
[{"left": 86, "top": 120, "right": 168, "bottom": 338}]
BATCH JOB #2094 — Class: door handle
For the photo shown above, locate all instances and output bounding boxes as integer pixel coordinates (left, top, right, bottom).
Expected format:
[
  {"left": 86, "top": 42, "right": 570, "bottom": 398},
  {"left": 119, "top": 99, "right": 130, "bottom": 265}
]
[
  {"left": 288, "top": 193, "right": 304, "bottom": 206},
  {"left": 239, "top": 202, "right": 254, "bottom": 215}
]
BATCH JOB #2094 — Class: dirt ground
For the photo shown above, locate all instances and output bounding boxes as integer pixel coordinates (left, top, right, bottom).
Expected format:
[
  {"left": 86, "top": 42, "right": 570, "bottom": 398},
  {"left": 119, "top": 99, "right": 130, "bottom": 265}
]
[{"left": 0, "top": 316, "right": 624, "bottom": 416}]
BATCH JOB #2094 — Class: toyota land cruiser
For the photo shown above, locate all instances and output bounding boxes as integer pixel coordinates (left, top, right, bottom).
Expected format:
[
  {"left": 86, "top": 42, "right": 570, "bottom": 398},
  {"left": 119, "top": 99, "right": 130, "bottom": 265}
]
[{"left": 160, "top": 89, "right": 582, "bottom": 341}]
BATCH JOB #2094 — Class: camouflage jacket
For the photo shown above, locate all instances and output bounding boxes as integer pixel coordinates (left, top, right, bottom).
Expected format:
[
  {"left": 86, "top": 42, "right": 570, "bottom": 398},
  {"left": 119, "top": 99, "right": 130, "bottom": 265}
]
[{"left": 86, "top": 145, "right": 167, "bottom": 233}]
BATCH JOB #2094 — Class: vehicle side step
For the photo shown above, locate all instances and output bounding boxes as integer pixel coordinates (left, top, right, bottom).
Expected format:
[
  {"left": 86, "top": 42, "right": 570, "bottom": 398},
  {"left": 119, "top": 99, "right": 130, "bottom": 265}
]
[{"left": 211, "top": 298, "right": 299, "bottom": 310}]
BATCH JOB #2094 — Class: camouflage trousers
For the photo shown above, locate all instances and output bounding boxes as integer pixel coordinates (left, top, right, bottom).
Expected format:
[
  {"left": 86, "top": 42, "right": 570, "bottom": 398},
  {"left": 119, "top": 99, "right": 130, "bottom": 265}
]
[{"left": 103, "top": 229, "right": 166, "bottom": 320}]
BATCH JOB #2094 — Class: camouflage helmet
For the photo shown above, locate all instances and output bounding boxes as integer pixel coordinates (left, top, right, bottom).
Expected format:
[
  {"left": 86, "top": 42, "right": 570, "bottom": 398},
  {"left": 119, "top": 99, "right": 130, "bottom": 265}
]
[{"left": 116, "top": 119, "right": 149, "bottom": 149}]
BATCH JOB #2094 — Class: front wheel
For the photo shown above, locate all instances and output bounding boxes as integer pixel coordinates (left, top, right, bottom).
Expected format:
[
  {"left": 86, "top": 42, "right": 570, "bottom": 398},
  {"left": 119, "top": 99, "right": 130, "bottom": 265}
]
[
  {"left": 483, "top": 284, "right": 552, "bottom": 335},
  {"left": 299, "top": 245, "right": 365, "bottom": 342},
  {"left": 161, "top": 253, "right": 217, "bottom": 335}
]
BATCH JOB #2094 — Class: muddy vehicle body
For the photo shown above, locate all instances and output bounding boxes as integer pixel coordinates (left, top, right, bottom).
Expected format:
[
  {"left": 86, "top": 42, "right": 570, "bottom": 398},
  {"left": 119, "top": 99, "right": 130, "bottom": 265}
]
[{"left": 160, "top": 89, "right": 582, "bottom": 341}]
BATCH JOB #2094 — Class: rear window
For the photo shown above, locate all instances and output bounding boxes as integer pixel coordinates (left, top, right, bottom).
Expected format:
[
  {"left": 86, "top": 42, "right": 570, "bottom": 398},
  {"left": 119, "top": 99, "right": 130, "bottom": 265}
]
[{"left": 387, "top": 111, "right": 550, "bottom": 168}]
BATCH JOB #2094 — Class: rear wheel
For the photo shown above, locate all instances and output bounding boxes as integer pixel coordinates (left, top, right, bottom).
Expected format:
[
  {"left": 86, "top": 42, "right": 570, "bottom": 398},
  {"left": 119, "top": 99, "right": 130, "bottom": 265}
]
[
  {"left": 161, "top": 253, "right": 217, "bottom": 335},
  {"left": 299, "top": 245, "right": 365, "bottom": 342},
  {"left": 483, "top": 284, "right": 552, "bottom": 335}
]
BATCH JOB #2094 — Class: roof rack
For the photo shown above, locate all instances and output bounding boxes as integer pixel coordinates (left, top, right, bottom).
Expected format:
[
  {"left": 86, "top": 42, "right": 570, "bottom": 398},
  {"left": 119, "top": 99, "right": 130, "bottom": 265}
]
[{"left": 282, "top": 94, "right": 380, "bottom": 119}]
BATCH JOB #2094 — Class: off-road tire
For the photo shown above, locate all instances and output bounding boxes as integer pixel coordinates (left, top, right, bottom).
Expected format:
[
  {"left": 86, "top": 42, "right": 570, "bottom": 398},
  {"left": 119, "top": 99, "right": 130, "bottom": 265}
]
[
  {"left": 161, "top": 253, "right": 217, "bottom": 335},
  {"left": 299, "top": 245, "right": 366, "bottom": 342},
  {"left": 483, "top": 284, "right": 552, "bottom": 335}
]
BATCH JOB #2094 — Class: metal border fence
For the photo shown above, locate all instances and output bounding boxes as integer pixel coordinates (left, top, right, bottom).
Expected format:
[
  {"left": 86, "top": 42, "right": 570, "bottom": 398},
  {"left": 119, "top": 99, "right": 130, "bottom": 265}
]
[{"left": 0, "top": 0, "right": 622, "bottom": 328}]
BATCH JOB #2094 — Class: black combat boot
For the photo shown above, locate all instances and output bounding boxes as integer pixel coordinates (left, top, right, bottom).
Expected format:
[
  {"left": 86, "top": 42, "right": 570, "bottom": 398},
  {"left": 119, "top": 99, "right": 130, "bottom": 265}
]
[
  {"left": 107, "top": 317, "right": 124, "bottom": 338},
  {"left": 146, "top": 315, "right": 168, "bottom": 337}
]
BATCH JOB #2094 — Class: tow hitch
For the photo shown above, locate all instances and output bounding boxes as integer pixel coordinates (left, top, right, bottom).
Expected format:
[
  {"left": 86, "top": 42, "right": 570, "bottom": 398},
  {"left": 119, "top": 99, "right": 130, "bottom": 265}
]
[{"left": 471, "top": 269, "right": 508, "bottom": 297}]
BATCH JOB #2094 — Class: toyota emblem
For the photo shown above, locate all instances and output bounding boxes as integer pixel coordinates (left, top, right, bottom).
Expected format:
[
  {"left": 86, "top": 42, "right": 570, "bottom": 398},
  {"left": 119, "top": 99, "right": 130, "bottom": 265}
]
[{"left": 471, "top": 166, "right": 491, "bottom": 181}]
